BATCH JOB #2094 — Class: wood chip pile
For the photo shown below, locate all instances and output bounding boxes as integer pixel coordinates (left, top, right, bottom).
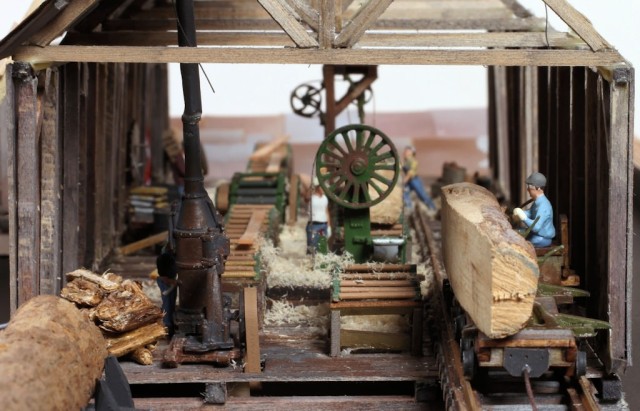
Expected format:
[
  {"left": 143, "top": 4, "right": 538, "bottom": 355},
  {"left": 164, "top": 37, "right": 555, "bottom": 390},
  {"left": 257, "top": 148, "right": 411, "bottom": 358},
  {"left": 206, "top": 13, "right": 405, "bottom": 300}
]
[{"left": 60, "top": 269, "right": 166, "bottom": 365}]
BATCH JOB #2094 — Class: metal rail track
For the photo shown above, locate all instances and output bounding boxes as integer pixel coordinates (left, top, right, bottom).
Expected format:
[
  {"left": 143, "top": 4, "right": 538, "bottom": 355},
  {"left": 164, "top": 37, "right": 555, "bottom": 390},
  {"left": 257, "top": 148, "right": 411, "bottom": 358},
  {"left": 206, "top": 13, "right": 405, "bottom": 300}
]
[{"left": 410, "top": 206, "right": 609, "bottom": 410}]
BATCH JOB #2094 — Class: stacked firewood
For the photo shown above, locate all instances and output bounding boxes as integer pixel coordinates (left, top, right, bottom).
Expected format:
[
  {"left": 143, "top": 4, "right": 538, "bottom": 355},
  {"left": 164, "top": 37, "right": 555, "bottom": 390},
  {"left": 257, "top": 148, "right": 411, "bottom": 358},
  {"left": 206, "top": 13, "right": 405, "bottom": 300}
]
[{"left": 60, "top": 269, "right": 167, "bottom": 365}]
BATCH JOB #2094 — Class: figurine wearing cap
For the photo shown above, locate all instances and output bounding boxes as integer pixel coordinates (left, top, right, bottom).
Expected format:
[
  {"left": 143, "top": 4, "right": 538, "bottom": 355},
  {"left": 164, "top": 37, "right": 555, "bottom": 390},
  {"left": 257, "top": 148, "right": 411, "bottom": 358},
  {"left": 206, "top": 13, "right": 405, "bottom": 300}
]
[
  {"left": 402, "top": 145, "right": 436, "bottom": 210},
  {"left": 513, "top": 172, "right": 556, "bottom": 247}
]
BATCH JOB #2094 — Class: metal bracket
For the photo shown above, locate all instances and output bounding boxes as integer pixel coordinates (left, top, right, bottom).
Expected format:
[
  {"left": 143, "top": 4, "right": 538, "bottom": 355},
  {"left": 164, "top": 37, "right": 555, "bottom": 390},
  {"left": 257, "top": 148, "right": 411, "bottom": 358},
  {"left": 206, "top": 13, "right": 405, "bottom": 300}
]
[{"left": 503, "top": 348, "right": 549, "bottom": 378}]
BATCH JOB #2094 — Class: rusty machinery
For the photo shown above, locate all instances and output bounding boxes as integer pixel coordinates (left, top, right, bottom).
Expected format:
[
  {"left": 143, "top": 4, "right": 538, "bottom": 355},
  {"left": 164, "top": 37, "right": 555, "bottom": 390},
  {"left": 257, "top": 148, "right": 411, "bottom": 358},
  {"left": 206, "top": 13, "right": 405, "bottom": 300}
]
[
  {"left": 315, "top": 124, "right": 402, "bottom": 263},
  {"left": 290, "top": 66, "right": 376, "bottom": 125},
  {"left": 162, "top": 0, "right": 241, "bottom": 366}
]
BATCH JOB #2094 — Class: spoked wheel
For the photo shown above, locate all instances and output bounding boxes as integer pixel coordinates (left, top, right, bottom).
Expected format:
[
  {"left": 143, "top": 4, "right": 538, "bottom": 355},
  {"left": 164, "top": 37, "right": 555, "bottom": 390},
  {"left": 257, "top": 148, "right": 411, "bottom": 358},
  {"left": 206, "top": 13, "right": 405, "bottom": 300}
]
[
  {"left": 315, "top": 124, "right": 399, "bottom": 210},
  {"left": 290, "top": 83, "right": 322, "bottom": 118}
]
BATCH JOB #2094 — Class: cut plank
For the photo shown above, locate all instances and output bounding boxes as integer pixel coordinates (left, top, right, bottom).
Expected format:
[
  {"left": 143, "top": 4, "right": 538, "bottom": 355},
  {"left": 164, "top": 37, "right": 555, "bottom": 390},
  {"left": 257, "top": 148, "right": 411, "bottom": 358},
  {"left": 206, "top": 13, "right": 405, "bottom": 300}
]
[
  {"left": 249, "top": 135, "right": 289, "bottom": 161},
  {"left": 106, "top": 322, "right": 166, "bottom": 358},
  {"left": 117, "top": 230, "right": 168, "bottom": 256},
  {"left": 243, "top": 287, "right": 261, "bottom": 374},
  {"left": 0, "top": 296, "right": 107, "bottom": 411},
  {"left": 237, "top": 210, "right": 268, "bottom": 246},
  {"left": 441, "top": 182, "right": 539, "bottom": 339}
]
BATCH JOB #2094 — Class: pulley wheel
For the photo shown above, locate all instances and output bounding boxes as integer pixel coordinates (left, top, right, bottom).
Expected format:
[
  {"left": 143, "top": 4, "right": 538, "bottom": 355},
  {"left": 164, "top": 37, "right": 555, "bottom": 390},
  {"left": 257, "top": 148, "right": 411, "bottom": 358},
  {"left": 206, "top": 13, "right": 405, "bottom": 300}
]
[
  {"left": 290, "top": 83, "right": 322, "bottom": 118},
  {"left": 315, "top": 124, "right": 399, "bottom": 209}
]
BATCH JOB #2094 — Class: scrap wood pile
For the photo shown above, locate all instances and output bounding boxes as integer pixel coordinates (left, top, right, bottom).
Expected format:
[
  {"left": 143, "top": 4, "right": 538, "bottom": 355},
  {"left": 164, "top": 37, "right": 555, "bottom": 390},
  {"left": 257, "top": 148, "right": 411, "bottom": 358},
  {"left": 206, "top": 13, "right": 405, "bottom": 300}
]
[{"left": 60, "top": 269, "right": 166, "bottom": 365}]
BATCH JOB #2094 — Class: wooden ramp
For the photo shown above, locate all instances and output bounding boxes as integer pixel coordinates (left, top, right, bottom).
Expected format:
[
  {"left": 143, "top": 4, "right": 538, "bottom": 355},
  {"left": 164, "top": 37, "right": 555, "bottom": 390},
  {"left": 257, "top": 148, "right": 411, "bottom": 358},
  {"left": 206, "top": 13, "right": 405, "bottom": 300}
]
[{"left": 222, "top": 204, "right": 276, "bottom": 327}]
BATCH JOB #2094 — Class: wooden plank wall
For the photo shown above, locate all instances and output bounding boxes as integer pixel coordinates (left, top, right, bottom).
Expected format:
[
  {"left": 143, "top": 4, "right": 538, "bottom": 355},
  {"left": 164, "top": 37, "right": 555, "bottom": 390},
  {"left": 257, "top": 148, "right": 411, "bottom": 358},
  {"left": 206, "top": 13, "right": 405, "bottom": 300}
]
[
  {"left": 489, "top": 64, "right": 633, "bottom": 374},
  {"left": 8, "top": 61, "right": 169, "bottom": 313}
]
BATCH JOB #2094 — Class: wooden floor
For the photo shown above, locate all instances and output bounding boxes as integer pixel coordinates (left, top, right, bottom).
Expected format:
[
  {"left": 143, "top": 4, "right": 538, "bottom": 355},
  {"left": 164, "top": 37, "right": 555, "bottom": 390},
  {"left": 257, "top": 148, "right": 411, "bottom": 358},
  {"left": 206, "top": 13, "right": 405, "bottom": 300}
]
[{"left": 121, "top": 326, "right": 440, "bottom": 409}]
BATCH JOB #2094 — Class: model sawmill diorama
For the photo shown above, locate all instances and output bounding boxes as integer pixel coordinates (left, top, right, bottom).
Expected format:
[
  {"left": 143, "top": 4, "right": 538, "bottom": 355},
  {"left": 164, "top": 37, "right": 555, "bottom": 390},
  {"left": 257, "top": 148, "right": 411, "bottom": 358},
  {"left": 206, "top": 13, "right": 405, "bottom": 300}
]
[{"left": 0, "top": 0, "right": 634, "bottom": 410}]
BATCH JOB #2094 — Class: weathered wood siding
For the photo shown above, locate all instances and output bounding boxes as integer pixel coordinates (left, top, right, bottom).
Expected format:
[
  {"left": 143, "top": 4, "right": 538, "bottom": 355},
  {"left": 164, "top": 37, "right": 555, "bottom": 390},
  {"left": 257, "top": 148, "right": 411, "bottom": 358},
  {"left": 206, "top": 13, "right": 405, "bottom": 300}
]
[
  {"left": 489, "top": 65, "right": 634, "bottom": 374},
  {"left": 7, "top": 62, "right": 169, "bottom": 314}
]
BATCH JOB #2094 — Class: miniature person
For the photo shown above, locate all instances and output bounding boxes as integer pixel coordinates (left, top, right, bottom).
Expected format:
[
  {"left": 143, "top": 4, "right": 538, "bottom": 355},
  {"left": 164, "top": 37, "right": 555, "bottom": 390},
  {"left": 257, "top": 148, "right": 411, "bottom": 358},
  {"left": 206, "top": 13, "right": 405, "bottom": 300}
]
[
  {"left": 156, "top": 245, "right": 178, "bottom": 336},
  {"left": 513, "top": 172, "right": 556, "bottom": 247},
  {"left": 402, "top": 146, "right": 436, "bottom": 210},
  {"left": 306, "top": 176, "right": 331, "bottom": 253}
]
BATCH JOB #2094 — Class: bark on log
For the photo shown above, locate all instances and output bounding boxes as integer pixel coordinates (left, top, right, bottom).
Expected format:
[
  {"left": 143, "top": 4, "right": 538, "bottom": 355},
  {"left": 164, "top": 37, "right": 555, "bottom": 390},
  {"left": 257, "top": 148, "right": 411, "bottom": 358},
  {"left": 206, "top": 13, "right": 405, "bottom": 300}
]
[
  {"left": 66, "top": 268, "right": 120, "bottom": 291},
  {"left": 0, "top": 295, "right": 107, "bottom": 411},
  {"left": 94, "top": 280, "right": 163, "bottom": 332},
  {"left": 441, "top": 183, "right": 539, "bottom": 338},
  {"left": 60, "top": 277, "right": 105, "bottom": 306}
]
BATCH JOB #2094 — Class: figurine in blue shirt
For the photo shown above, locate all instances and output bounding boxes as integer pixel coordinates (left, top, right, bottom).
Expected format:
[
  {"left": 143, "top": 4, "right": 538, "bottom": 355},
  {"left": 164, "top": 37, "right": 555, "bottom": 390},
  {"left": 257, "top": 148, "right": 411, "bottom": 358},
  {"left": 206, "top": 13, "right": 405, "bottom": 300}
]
[{"left": 513, "top": 172, "right": 556, "bottom": 247}]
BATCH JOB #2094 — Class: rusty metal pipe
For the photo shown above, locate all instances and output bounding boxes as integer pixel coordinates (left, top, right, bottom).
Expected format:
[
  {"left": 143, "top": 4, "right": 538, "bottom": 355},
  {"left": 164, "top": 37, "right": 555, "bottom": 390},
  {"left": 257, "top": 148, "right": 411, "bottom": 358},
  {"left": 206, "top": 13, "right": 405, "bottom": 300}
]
[
  {"left": 173, "top": 0, "right": 231, "bottom": 351},
  {"left": 176, "top": 0, "right": 203, "bottom": 185}
]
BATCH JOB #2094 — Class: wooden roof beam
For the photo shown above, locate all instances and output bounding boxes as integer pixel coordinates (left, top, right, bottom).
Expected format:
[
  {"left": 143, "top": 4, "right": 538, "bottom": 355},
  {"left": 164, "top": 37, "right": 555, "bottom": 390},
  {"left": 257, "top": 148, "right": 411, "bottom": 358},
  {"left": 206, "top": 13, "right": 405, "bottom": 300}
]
[
  {"left": 335, "top": 0, "right": 393, "bottom": 48},
  {"left": 13, "top": 45, "right": 626, "bottom": 67},
  {"left": 29, "top": 0, "right": 101, "bottom": 47},
  {"left": 61, "top": 31, "right": 584, "bottom": 50},
  {"left": 100, "top": 16, "right": 545, "bottom": 32},
  {"left": 258, "top": 0, "right": 318, "bottom": 48},
  {"left": 541, "top": 0, "right": 611, "bottom": 52}
]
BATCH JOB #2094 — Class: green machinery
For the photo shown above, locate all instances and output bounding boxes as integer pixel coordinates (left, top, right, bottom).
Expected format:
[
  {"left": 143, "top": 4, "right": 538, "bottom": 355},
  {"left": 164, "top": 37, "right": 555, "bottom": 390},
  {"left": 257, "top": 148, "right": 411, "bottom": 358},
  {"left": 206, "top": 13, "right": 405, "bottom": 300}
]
[
  {"left": 315, "top": 124, "right": 403, "bottom": 263},
  {"left": 224, "top": 142, "right": 296, "bottom": 224}
]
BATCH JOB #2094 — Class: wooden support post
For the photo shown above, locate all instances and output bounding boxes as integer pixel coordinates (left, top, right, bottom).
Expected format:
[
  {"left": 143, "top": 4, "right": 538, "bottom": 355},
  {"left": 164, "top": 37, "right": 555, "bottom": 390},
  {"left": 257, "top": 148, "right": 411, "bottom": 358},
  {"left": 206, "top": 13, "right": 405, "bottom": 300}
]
[
  {"left": 258, "top": 0, "right": 319, "bottom": 48},
  {"left": 330, "top": 309, "right": 341, "bottom": 356},
  {"left": 62, "top": 63, "right": 81, "bottom": 276},
  {"left": 323, "top": 65, "right": 336, "bottom": 137},
  {"left": 606, "top": 66, "right": 633, "bottom": 375},
  {"left": 5, "top": 63, "right": 17, "bottom": 315},
  {"left": 492, "top": 66, "right": 511, "bottom": 199},
  {"left": 318, "top": 0, "right": 336, "bottom": 49},
  {"left": 39, "top": 68, "right": 62, "bottom": 296},
  {"left": 12, "top": 62, "right": 40, "bottom": 307}
]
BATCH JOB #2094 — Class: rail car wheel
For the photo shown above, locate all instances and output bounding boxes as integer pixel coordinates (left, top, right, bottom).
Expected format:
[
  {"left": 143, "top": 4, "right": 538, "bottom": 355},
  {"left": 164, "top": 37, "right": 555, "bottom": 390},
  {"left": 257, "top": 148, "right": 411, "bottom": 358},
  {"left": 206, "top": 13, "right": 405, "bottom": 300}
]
[
  {"left": 290, "top": 83, "right": 322, "bottom": 118},
  {"left": 462, "top": 348, "right": 477, "bottom": 380},
  {"left": 575, "top": 350, "right": 587, "bottom": 377},
  {"left": 315, "top": 124, "right": 399, "bottom": 209}
]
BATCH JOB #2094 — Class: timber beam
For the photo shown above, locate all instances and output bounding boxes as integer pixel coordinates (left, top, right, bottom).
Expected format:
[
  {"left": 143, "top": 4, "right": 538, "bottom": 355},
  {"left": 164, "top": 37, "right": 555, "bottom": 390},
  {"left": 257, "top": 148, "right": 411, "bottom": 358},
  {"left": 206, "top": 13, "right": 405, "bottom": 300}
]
[{"left": 14, "top": 45, "right": 626, "bottom": 67}]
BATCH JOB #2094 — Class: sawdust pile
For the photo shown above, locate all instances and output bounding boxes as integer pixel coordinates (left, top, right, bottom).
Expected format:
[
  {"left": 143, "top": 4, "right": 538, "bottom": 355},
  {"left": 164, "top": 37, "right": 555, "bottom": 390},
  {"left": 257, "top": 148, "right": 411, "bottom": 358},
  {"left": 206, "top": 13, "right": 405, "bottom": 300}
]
[
  {"left": 264, "top": 300, "right": 329, "bottom": 335},
  {"left": 260, "top": 221, "right": 355, "bottom": 289}
]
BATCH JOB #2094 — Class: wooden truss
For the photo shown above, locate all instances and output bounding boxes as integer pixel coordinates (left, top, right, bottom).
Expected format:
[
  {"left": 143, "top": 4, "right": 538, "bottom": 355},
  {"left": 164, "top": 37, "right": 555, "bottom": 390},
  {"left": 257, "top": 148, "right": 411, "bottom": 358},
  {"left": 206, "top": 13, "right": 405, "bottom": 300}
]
[{"left": 2, "top": 0, "right": 627, "bottom": 67}]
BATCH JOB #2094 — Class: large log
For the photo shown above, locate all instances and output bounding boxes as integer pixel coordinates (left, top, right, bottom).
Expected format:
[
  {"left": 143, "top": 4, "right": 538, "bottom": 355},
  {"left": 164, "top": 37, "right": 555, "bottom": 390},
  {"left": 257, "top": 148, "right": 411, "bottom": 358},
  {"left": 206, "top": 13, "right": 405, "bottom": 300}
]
[
  {"left": 0, "top": 295, "right": 107, "bottom": 410},
  {"left": 441, "top": 183, "right": 539, "bottom": 339}
]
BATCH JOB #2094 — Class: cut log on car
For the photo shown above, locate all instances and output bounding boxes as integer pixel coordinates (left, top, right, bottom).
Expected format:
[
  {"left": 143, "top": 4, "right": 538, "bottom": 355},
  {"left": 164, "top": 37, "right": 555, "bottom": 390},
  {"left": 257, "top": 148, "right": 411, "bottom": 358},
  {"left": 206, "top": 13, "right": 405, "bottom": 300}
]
[
  {"left": 441, "top": 182, "right": 539, "bottom": 339},
  {"left": 0, "top": 296, "right": 107, "bottom": 411}
]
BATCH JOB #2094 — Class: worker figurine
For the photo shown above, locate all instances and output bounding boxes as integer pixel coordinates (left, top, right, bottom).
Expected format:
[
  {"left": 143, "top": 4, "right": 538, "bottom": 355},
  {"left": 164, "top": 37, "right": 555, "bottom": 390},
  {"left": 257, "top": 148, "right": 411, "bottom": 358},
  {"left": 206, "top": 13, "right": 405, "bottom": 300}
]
[
  {"left": 513, "top": 172, "right": 556, "bottom": 247},
  {"left": 306, "top": 176, "right": 331, "bottom": 254},
  {"left": 402, "top": 145, "right": 436, "bottom": 210},
  {"left": 156, "top": 244, "right": 178, "bottom": 336}
]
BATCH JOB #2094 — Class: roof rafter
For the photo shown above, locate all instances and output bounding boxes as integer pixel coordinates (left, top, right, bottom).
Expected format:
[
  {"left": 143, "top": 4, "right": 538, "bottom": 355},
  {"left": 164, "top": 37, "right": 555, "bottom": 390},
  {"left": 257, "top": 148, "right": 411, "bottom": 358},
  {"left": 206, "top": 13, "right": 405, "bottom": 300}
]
[
  {"left": 258, "top": 0, "right": 318, "bottom": 48},
  {"left": 335, "top": 0, "right": 393, "bottom": 48},
  {"left": 29, "top": 0, "right": 101, "bottom": 47},
  {"left": 541, "top": 0, "right": 611, "bottom": 52}
]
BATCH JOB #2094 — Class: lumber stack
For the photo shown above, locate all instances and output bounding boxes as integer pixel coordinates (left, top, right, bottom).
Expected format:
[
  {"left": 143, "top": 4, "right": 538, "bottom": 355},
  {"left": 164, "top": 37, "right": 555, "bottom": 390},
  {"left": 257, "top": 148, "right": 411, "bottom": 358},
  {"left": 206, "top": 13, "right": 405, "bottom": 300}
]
[
  {"left": 61, "top": 269, "right": 166, "bottom": 364},
  {"left": 441, "top": 183, "right": 539, "bottom": 339},
  {"left": 0, "top": 295, "right": 107, "bottom": 410},
  {"left": 128, "top": 185, "right": 170, "bottom": 225}
]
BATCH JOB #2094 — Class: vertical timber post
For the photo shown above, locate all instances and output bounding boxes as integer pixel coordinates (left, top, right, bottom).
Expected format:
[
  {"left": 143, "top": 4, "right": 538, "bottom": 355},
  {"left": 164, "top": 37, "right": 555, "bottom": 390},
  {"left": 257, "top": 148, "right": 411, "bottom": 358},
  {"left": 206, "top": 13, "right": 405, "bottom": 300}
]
[{"left": 12, "top": 62, "right": 40, "bottom": 307}]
